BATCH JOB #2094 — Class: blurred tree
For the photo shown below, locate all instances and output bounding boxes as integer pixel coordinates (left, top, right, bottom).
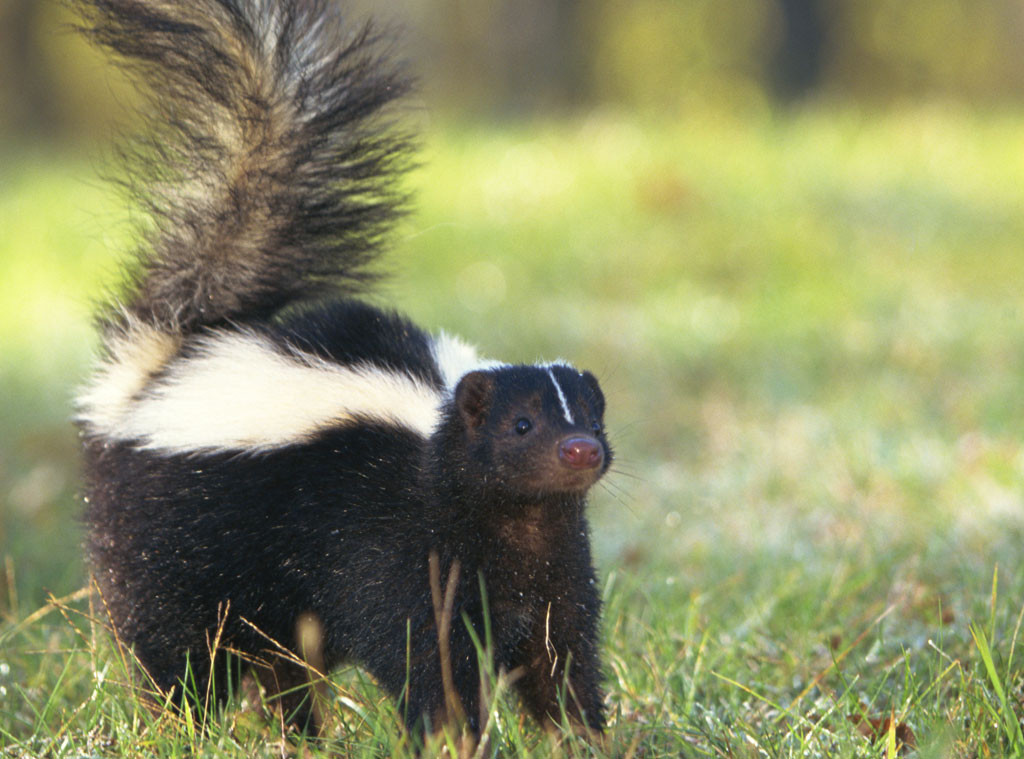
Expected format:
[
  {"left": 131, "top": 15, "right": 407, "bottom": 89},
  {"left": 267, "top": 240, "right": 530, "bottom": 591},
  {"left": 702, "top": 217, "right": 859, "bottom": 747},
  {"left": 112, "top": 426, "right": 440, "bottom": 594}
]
[
  {"left": 0, "top": 0, "right": 62, "bottom": 138},
  {"left": 425, "top": 0, "right": 590, "bottom": 115},
  {"left": 770, "top": 0, "right": 827, "bottom": 100},
  {"left": 490, "top": 0, "right": 589, "bottom": 113}
]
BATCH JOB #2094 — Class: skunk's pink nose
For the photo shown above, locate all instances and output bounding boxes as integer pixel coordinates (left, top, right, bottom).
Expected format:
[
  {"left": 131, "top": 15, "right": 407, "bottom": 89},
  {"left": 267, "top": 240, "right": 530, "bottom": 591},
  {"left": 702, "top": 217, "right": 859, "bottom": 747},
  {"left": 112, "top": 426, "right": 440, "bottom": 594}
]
[{"left": 558, "top": 436, "right": 604, "bottom": 470}]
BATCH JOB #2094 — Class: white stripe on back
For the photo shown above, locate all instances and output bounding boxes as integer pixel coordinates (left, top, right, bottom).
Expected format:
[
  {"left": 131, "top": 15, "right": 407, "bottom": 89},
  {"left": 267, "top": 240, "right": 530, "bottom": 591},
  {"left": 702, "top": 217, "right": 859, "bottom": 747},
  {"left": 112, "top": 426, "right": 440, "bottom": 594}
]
[
  {"left": 78, "top": 328, "right": 445, "bottom": 454},
  {"left": 77, "top": 321, "right": 580, "bottom": 455}
]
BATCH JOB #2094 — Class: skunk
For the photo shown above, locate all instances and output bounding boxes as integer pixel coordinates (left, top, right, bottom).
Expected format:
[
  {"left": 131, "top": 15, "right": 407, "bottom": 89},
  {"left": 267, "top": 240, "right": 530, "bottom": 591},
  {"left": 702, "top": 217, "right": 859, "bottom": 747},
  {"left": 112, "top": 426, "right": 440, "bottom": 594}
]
[{"left": 74, "top": 0, "right": 610, "bottom": 739}]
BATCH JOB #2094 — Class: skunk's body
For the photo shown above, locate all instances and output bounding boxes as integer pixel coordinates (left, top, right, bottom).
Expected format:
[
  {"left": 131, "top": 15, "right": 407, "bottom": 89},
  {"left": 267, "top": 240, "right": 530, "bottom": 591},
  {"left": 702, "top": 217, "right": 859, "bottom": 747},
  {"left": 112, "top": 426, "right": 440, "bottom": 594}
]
[{"left": 75, "top": 0, "right": 610, "bottom": 737}]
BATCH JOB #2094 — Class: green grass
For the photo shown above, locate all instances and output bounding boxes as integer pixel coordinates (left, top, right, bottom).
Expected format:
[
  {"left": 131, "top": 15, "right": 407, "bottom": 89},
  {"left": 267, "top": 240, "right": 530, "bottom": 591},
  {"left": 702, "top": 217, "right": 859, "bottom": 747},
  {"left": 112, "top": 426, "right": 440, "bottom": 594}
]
[{"left": 2, "top": 104, "right": 1024, "bottom": 756}]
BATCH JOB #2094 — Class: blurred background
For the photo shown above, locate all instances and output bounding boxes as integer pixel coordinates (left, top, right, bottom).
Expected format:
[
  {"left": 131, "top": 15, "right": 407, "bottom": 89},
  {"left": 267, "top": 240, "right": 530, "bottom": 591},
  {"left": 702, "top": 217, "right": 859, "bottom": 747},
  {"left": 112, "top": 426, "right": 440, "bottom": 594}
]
[
  {"left": 2, "top": 0, "right": 1023, "bottom": 635},
  {"left": 6, "top": 0, "right": 1024, "bottom": 132}
]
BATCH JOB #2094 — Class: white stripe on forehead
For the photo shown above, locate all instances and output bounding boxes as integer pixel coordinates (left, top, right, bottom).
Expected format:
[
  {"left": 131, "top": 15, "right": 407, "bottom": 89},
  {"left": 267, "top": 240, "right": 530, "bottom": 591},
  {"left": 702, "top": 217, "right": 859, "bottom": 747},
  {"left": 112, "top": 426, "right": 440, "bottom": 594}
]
[{"left": 546, "top": 368, "right": 574, "bottom": 424}]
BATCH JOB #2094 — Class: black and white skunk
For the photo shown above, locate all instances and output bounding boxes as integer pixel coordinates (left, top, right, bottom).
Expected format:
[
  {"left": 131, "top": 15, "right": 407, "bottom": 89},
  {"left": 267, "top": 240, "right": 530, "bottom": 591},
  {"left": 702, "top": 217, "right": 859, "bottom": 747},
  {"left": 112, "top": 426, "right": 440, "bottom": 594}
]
[{"left": 74, "top": 0, "right": 610, "bottom": 739}]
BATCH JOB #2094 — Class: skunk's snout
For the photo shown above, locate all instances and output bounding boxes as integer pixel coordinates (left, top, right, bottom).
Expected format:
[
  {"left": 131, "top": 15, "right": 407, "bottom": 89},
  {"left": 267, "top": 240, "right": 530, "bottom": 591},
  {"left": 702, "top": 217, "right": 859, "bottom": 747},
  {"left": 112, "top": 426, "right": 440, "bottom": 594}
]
[{"left": 558, "top": 436, "right": 604, "bottom": 470}]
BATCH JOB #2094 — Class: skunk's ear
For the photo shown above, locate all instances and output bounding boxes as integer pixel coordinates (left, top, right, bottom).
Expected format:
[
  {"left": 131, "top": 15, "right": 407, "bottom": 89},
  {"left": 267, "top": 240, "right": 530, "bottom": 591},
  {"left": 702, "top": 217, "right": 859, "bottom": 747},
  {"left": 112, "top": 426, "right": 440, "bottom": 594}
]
[
  {"left": 455, "top": 371, "right": 495, "bottom": 430},
  {"left": 581, "top": 370, "right": 605, "bottom": 418}
]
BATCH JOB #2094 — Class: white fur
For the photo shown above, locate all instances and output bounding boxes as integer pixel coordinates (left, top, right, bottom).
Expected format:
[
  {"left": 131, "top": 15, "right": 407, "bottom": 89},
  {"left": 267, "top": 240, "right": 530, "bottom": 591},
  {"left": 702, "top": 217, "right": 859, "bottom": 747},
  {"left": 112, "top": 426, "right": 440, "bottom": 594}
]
[
  {"left": 431, "top": 331, "right": 505, "bottom": 391},
  {"left": 76, "top": 319, "right": 181, "bottom": 437},
  {"left": 79, "top": 329, "right": 446, "bottom": 453},
  {"left": 546, "top": 368, "right": 574, "bottom": 424}
]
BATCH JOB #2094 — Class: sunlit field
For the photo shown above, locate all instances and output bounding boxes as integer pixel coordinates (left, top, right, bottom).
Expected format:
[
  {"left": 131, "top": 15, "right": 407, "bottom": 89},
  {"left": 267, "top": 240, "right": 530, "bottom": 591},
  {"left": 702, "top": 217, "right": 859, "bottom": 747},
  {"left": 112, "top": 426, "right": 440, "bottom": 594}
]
[{"left": 2, "top": 105, "right": 1023, "bottom": 756}]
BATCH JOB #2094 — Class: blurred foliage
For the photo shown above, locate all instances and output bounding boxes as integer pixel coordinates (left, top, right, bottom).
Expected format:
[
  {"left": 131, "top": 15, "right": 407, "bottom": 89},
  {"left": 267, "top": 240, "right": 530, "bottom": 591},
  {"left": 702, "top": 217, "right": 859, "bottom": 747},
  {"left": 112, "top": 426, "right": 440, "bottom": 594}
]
[
  {"left": 827, "top": 0, "right": 1024, "bottom": 100},
  {"left": 3, "top": 0, "right": 1024, "bottom": 143},
  {"left": 590, "top": 0, "right": 777, "bottom": 111}
]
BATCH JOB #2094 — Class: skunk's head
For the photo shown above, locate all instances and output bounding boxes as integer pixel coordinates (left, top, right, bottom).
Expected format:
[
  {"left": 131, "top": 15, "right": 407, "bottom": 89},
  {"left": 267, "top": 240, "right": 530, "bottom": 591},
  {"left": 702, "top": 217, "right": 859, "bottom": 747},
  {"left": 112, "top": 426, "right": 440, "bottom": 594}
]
[{"left": 450, "top": 364, "right": 611, "bottom": 498}]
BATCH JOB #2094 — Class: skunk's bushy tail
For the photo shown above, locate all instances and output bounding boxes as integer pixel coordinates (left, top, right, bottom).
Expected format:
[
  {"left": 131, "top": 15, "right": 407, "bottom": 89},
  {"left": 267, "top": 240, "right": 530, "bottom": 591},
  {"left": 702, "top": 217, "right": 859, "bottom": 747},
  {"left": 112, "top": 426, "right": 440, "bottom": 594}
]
[{"left": 77, "top": 0, "right": 413, "bottom": 334}]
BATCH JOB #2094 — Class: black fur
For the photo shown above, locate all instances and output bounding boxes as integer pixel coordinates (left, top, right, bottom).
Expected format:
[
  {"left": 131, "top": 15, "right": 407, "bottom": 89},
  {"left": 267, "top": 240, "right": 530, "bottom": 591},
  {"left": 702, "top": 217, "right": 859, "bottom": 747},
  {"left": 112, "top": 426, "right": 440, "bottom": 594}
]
[
  {"left": 84, "top": 361, "right": 611, "bottom": 734},
  {"left": 268, "top": 300, "right": 446, "bottom": 389},
  {"left": 76, "top": 0, "right": 611, "bottom": 741}
]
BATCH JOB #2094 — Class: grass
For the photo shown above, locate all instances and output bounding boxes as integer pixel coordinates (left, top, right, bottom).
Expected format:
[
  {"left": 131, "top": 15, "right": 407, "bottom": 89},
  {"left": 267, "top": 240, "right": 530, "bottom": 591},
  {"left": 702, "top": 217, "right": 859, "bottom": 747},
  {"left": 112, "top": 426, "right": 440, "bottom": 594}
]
[{"left": 2, "top": 103, "right": 1024, "bottom": 756}]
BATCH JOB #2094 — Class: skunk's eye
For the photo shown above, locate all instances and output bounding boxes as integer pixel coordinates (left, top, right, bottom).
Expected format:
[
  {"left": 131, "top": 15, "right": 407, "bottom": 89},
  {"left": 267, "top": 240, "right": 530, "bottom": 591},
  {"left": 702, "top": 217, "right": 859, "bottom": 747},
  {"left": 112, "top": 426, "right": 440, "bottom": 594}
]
[
  {"left": 591, "top": 420, "right": 602, "bottom": 434},
  {"left": 514, "top": 418, "right": 532, "bottom": 435}
]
